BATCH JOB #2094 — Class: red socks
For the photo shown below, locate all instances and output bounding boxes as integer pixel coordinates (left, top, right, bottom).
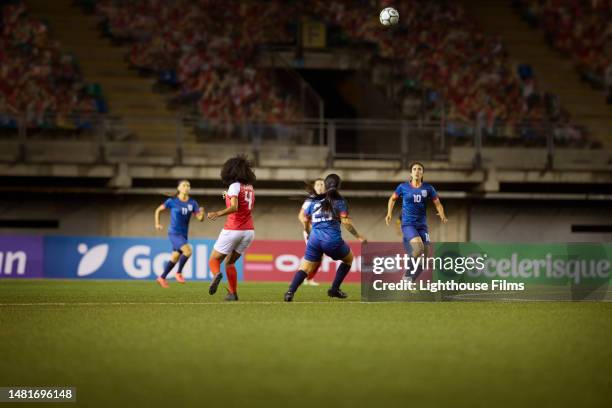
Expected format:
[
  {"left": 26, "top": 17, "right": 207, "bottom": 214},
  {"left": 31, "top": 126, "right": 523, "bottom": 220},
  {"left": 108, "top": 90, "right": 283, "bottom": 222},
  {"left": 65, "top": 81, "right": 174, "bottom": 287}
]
[
  {"left": 209, "top": 258, "right": 237, "bottom": 294},
  {"left": 209, "top": 258, "right": 221, "bottom": 277},
  {"left": 226, "top": 264, "right": 237, "bottom": 294}
]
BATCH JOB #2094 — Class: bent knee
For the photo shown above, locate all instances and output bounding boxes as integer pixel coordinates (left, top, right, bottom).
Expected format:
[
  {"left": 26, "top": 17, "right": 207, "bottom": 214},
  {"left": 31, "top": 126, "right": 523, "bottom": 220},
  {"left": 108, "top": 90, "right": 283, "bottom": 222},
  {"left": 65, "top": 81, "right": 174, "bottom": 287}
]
[
  {"left": 300, "top": 261, "right": 319, "bottom": 274},
  {"left": 342, "top": 252, "right": 354, "bottom": 265}
]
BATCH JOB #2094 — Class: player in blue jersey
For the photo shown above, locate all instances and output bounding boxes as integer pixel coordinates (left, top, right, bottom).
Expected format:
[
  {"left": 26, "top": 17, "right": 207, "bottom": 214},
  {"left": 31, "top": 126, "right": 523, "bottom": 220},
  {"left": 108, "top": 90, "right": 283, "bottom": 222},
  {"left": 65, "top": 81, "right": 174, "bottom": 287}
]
[
  {"left": 298, "top": 178, "right": 325, "bottom": 286},
  {"left": 386, "top": 162, "right": 447, "bottom": 282},
  {"left": 154, "top": 180, "right": 204, "bottom": 288},
  {"left": 284, "top": 174, "right": 367, "bottom": 302}
]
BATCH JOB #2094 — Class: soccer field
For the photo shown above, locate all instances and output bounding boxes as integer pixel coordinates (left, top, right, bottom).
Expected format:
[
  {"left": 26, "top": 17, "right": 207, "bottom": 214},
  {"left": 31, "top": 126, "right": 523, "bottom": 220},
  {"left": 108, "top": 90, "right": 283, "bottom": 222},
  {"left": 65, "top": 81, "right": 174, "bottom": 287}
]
[{"left": 1, "top": 280, "right": 611, "bottom": 407}]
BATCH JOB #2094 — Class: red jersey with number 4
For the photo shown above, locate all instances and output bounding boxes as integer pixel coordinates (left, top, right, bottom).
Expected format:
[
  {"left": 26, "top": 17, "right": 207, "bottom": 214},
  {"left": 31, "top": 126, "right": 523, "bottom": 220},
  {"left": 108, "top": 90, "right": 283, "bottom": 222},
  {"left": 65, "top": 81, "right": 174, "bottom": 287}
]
[{"left": 224, "top": 182, "right": 255, "bottom": 230}]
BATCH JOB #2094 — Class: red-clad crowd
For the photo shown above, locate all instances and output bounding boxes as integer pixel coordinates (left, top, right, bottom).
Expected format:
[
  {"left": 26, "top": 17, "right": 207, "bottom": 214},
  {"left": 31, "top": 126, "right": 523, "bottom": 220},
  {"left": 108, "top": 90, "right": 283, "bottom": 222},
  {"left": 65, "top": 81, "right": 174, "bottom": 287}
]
[
  {"left": 516, "top": 1, "right": 612, "bottom": 77},
  {"left": 96, "top": 0, "right": 300, "bottom": 123},
  {"left": 0, "top": 1, "right": 103, "bottom": 129},
  {"left": 3, "top": 0, "right": 598, "bottom": 145},
  {"left": 312, "top": 0, "right": 589, "bottom": 144},
  {"left": 515, "top": 0, "right": 612, "bottom": 103}
]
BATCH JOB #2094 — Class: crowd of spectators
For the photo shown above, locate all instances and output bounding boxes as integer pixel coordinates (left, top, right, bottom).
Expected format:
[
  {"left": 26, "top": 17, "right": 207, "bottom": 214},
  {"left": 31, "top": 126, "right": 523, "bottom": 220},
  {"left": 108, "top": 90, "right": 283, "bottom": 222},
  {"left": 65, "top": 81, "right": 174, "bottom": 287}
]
[
  {"left": 311, "top": 0, "right": 592, "bottom": 146},
  {"left": 0, "top": 0, "right": 106, "bottom": 131},
  {"left": 514, "top": 0, "right": 612, "bottom": 104},
  {"left": 95, "top": 0, "right": 301, "bottom": 124},
  {"left": 2, "top": 0, "right": 599, "bottom": 147}
]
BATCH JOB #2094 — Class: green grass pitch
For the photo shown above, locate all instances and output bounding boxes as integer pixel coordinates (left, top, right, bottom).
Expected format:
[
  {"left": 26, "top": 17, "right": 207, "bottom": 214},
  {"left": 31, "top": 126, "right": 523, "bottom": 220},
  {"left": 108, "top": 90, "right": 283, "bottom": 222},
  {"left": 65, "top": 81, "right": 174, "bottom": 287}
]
[{"left": 1, "top": 280, "right": 611, "bottom": 407}]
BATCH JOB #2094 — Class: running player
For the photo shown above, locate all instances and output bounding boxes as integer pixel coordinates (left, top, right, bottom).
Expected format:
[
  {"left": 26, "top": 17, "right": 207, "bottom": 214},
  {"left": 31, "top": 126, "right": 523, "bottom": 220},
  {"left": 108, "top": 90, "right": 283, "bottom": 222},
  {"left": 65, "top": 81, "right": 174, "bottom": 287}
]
[
  {"left": 207, "top": 155, "right": 256, "bottom": 301},
  {"left": 298, "top": 178, "right": 325, "bottom": 286},
  {"left": 154, "top": 180, "right": 204, "bottom": 288},
  {"left": 385, "top": 162, "right": 447, "bottom": 282},
  {"left": 285, "top": 174, "right": 367, "bottom": 302}
]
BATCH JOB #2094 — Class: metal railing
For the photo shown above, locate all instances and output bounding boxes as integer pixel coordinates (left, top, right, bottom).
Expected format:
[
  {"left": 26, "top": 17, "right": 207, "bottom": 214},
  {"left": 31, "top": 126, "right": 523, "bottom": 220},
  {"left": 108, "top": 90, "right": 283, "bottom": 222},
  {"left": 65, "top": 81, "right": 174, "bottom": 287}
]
[{"left": 0, "top": 113, "right": 606, "bottom": 170}]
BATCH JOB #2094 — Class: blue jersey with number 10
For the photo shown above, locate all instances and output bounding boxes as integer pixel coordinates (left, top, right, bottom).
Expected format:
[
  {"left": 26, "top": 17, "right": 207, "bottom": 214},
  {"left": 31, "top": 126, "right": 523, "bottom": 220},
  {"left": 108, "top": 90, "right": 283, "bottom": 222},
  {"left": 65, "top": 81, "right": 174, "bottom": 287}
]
[{"left": 393, "top": 182, "right": 438, "bottom": 228}]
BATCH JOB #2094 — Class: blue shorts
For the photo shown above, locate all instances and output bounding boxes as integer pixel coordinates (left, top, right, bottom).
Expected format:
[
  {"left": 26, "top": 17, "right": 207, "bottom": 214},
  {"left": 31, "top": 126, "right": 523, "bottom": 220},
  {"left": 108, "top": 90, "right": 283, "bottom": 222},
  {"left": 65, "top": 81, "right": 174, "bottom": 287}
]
[
  {"left": 169, "top": 233, "right": 188, "bottom": 252},
  {"left": 401, "top": 225, "right": 430, "bottom": 244},
  {"left": 304, "top": 238, "right": 350, "bottom": 262}
]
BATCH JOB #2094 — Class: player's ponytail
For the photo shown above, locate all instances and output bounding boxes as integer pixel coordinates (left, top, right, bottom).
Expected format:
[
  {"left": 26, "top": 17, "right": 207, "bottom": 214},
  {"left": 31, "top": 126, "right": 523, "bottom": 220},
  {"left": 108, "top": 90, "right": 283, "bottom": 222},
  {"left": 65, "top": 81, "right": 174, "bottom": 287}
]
[{"left": 320, "top": 173, "right": 345, "bottom": 217}]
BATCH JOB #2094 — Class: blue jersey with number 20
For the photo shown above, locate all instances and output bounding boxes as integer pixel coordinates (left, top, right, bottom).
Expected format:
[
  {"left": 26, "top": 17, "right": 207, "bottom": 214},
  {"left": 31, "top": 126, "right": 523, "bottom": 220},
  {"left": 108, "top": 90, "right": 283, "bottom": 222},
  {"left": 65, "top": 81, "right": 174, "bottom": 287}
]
[{"left": 304, "top": 197, "right": 348, "bottom": 242}]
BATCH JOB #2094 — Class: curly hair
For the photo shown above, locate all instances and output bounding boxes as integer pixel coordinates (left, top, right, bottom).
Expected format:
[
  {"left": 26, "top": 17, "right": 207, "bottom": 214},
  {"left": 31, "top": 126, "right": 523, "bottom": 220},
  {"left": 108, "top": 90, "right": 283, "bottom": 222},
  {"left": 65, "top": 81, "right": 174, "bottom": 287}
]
[{"left": 220, "top": 155, "right": 256, "bottom": 187}]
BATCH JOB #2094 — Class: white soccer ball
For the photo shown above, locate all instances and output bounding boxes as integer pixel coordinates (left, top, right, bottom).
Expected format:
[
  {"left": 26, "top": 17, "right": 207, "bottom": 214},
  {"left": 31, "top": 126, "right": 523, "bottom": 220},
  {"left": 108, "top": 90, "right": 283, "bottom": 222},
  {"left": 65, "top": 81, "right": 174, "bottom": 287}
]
[{"left": 379, "top": 7, "right": 399, "bottom": 26}]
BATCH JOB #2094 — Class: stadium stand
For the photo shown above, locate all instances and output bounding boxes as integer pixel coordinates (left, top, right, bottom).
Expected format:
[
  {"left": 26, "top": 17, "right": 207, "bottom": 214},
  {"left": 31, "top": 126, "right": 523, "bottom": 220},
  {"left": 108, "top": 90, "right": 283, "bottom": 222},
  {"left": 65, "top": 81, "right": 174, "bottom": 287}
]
[
  {"left": 463, "top": 0, "right": 612, "bottom": 150},
  {"left": 309, "top": 0, "right": 599, "bottom": 148},
  {"left": 23, "top": 0, "right": 192, "bottom": 145},
  {"left": 0, "top": 0, "right": 105, "bottom": 131},
  {"left": 513, "top": 0, "right": 612, "bottom": 97},
  {"left": 0, "top": 0, "right": 609, "bottom": 170},
  {"left": 84, "top": 0, "right": 596, "bottom": 148},
  {"left": 94, "top": 0, "right": 302, "bottom": 124}
]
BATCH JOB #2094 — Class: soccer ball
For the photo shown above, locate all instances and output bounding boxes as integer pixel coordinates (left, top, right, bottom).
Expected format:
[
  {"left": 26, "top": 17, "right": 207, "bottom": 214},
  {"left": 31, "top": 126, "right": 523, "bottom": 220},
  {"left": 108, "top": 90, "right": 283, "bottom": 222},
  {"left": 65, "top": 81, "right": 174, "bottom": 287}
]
[{"left": 379, "top": 7, "right": 399, "bottom": 26}]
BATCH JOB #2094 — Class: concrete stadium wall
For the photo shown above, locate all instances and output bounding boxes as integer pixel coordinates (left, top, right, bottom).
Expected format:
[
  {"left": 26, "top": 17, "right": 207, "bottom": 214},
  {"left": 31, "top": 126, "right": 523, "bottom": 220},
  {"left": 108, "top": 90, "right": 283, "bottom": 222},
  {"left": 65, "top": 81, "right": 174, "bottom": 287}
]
[
  {"left": 0, "top": 194, "right": 468, "bottom": 242},
  {"left": 4, "top": 194, "right": 609, "bottom": 243},
  {"left": 470, "top": 201, "right": 612, "bottom": 242}
]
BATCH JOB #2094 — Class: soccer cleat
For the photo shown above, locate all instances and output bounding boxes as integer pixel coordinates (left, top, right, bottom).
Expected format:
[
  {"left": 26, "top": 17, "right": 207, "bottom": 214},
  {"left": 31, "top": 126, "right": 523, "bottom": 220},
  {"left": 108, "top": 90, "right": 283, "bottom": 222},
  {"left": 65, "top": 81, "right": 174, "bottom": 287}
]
[
  {"left": 208, "top": 272, "right": 223, "bottom": 295},
  {"left": 304, "top": 279, "right": 320, "bottom": 286},
  {"left": 224, "top": 292, "right": 239, "bottom": 301},
  {"left": 175, "top": 273, "right": 186, "bottom": 284},
  {"left": 156, "top": 277, "right": 169, "bottom": 288},
  {"left": 284, "top": 291, "right": 295, "bottom": 302},
  {"left": 327, "top": 288, "right": 348, "bottom": 299}
]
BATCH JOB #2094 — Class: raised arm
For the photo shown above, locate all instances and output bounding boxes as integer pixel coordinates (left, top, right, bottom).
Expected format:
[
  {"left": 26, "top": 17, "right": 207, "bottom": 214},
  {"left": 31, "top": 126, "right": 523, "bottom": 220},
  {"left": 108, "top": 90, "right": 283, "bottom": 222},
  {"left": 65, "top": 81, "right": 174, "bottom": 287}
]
[{"left": 154, "top": 204, "right": 165, "bottom": 230}]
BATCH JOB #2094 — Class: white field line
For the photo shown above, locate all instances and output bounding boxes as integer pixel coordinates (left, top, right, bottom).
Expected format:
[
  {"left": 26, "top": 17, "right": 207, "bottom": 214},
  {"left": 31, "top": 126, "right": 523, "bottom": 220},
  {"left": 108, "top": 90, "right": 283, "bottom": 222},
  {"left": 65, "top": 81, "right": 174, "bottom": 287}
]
[
  {"left": 0, "top": 301, "right": 353, "bottom": 306},
  {"left": 0, "top": 298, "right": 611, "bottom": 306},
  {"left": 448, "top": 289, "right": 612, "bottom": 299}
]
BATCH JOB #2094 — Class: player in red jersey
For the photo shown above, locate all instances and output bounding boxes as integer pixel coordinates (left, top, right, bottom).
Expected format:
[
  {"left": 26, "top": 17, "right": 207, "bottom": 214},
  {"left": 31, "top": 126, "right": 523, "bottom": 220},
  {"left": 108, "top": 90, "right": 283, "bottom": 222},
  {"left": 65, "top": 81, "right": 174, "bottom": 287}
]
[{"left": 207, "top": 155, "right": 256, "bottom": 301}]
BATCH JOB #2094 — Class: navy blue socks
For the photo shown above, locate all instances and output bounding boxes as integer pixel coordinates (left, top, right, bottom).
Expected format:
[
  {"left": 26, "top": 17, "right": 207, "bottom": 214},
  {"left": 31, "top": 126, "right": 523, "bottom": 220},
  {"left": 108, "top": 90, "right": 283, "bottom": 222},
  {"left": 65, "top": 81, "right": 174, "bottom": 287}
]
[
  {"left": 332, "top": 262, "right": 351, "bottom": 290},
  {"left": 288, "top": 270, "right": 308, "bottom": 292},
  {"left": 161, "top": 260, "right": 176, "bottom": 279},
  {"left": 177, "top": 254, "right": 189, "bottom": 273}
]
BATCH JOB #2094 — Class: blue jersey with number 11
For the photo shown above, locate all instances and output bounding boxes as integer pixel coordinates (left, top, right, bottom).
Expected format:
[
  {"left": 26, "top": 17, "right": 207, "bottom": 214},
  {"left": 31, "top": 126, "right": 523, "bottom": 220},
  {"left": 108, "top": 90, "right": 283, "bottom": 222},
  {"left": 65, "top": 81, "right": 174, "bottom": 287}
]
[
  {"left": 393, "top": 182, "right": 438, "bottom": 227},
  {"left": 164, "top": 197, "right": 199, "bottom": 235}
]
